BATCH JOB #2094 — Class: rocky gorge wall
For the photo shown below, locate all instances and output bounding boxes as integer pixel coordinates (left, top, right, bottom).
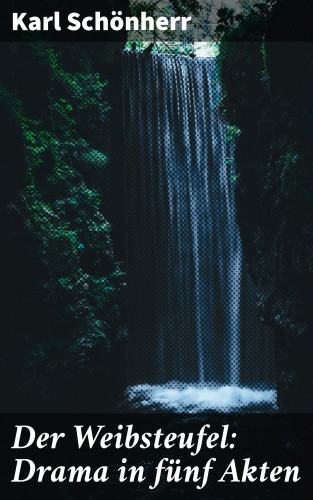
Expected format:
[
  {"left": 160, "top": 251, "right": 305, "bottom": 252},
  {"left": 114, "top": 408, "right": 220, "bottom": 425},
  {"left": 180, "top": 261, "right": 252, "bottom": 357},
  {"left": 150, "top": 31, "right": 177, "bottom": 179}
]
[{"left": 219, "top": 1, "right": 312, "bottom": 411}]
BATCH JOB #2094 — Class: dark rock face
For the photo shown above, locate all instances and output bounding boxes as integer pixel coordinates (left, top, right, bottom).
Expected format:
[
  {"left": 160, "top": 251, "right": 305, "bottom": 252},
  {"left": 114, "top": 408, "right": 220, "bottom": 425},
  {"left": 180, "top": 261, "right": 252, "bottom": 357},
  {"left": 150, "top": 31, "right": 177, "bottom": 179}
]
[{"left": 220, "top": 38, "right": 312, "bottom": 411}]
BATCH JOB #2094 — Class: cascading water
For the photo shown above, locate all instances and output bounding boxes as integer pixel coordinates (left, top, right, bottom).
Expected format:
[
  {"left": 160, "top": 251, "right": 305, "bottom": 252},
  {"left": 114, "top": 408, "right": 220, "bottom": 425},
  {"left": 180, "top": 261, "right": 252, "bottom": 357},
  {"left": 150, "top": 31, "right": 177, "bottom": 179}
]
[{"left": 122, "top": 51, "right": 276, "bottom": 411}]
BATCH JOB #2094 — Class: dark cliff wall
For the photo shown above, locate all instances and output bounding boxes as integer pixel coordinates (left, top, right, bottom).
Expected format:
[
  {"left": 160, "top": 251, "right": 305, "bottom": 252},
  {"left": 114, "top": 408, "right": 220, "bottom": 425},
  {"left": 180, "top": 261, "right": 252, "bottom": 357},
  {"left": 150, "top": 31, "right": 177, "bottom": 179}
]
[{"left": 219, "top": 1, "right": 312, "bottom": 411}]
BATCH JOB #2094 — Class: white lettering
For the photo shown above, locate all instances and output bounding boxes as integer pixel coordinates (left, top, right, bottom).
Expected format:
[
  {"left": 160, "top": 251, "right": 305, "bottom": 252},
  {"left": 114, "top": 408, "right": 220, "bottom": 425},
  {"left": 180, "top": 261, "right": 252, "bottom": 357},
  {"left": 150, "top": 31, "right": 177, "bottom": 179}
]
[
  {"left": 67, "top": 13, "right": 81, "bottom": 31},
  {"left": 12, "top": 459, "right": 35, "bottom": 483},
  {"left": 156, "top": 16, "right": 168, "bottom": 31},
  {"left": 181, "top": 16, "right": 192, "bottom": 30},
  {"left": 75, "top": 425, "right": 105, "bottom": 448},
  {"left": 12, "top": 13, "right": 27, "bottom": 31}
]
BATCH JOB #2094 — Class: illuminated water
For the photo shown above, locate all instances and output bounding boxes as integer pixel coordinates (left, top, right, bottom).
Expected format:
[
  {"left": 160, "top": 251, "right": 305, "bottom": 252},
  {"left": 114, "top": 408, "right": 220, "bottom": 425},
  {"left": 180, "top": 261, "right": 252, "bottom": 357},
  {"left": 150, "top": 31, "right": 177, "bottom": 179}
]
[{"left": 123, "top": 52, "right": 276, "bottom": 411}]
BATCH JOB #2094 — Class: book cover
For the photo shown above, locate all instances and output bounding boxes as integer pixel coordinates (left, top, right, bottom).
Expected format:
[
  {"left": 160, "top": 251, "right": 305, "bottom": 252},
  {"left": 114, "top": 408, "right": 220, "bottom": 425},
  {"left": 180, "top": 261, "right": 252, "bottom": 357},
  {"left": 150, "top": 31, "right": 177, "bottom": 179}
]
[{"left": 1, "top": 1, "right": 312, "bottom": 498}]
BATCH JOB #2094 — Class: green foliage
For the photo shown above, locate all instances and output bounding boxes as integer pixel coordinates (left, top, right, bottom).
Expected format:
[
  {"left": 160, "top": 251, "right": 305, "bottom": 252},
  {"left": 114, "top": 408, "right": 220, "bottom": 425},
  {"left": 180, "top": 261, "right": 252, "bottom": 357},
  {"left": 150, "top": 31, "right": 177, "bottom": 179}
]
[
  {"left": 217, "top": 0, "right": 312, "bottom": 206},
  {"left": 276, "top": 152, "right": 301, "bottom": 196},
  {"left": 226, "top": 125, "right": 241, "bottom": 143},
  {"left": 215, "top": 1, "right": 278, "bottom": 41},
  {"left": 0, "top": 43, "right": 123, "bottom": 350}
]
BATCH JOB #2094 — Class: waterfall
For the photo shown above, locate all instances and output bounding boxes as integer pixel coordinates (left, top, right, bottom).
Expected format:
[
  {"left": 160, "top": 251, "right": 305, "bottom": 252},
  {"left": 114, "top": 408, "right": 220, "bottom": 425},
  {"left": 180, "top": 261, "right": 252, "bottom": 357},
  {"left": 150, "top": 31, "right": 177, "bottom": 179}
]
[{"left": 122, "top": 51, "right": 276, "bottom": 411}]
